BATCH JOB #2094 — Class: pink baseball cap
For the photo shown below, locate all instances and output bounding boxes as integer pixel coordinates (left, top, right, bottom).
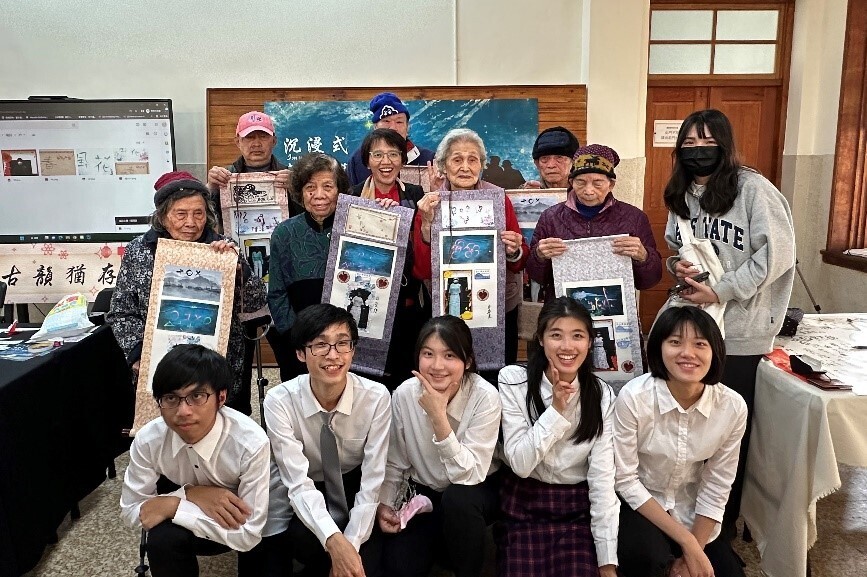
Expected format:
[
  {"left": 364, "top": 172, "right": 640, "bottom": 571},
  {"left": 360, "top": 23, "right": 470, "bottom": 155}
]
[{"left": 236, "top": 111, "right": 275, "bottom": 137}]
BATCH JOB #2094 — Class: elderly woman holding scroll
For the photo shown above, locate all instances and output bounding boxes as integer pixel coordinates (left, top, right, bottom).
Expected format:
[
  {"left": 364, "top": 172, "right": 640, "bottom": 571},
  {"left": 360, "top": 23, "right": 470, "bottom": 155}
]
[
  {"left": 412, "top": 128, "right": 529, "bottom": 366},
  {"left": 106, "top": 171, "right": 266, "bottom": 413}
]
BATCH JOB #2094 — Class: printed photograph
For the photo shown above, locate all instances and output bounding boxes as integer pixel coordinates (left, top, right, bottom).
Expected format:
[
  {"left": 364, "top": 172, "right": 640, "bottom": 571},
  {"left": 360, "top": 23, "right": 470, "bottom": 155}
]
[
  {"left": 443, "top": 270, "right": 473, "bottom": 320},
  {"left": 508, "top": 192, "right": 566, "bottom": 224},
  {"left": 338, "top": 239, "right": 395, "bottom": 278},
  {"left": 243, "top": 238, "right": 270, "bottom": 283},
  {"left": 564, "top": 281, "right": 625, "bottom": 318},
  {"left": 156, "top": 299, "right": 220, "bottom": 336},
  {"left": 162, "top": 265, "right": 223, "bottom": 303},
  {"left": 590, "top": 319, "right": 618, "bottom": 371},
  {"left": 231, "top": 208, "right": 283, "bottom": 236},
  {"left": 442, "top": 233, "right": 496, "bottom": 266}
]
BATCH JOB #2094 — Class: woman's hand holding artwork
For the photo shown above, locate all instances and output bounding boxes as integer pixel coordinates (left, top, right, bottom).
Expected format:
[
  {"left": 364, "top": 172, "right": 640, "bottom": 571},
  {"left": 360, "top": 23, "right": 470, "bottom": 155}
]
[
  {"left": 612, "top": 235, "right": 648, "bottom": 263},
  {"left": 417, "top": 193, "right": 441, "bottom": 243},
  {"left": 500, "top": 230, "right": 523, "bottom": 259},
  {"left": 535, "top": 237, "right": 568, "bottom": 260}
]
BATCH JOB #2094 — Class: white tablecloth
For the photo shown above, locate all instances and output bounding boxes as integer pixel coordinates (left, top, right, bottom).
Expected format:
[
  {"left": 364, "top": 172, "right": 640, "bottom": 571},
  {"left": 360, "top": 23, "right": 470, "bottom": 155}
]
[{"left": 742, "top": 352, "right": 867, "bottom": 576}]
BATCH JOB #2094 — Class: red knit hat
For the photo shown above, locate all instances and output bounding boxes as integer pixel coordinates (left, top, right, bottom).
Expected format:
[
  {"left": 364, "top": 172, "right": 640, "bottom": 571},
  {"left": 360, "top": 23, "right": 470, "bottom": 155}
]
[{"left": 153, "top": 170, "right": 197, "bottom": 191}]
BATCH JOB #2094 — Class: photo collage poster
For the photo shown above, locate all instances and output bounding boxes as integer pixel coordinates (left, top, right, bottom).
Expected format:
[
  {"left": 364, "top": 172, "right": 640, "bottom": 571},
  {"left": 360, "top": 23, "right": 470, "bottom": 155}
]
[
  {"left": 322, "top": 195, "right": 414, "bottom": 377},
  {"left": 132, "top": 238, "right": 237, "bottom": 433},
  {"left": 219, "top": 172, "right": 291, "bottom": 294},
  {"left": 431, "top": 189, "right": 507, "bottom": 371},
  {"left": 552, "top": 235, "right": 644, "bottom": 391},
  {"left": 506, "top": 188, "right": 568, "bottom": 302}
]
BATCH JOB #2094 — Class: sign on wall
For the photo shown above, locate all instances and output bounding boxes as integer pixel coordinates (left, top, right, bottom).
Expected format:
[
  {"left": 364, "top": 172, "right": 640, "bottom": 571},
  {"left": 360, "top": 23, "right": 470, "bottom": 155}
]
[{"left": 0, "top": 242, "right": 124, "bottom": 304}]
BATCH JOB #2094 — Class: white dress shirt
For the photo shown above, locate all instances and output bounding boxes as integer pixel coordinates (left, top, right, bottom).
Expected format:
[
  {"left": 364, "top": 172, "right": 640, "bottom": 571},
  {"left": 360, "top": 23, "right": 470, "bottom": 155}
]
[
  {"left": 498, "top": 365, "right": 619, "bottom": 567},
  {"left": 614, "top": 373, "right": 747, "bottom": 544},
  {"left": 380, "top": 372, "right": 502, "bottom": 507},
  {"left": 263, "top": 373, "right": 391, "bottom": 551},
  {"left": 120, "top": 407, "right": 271, "bottom": 552}
]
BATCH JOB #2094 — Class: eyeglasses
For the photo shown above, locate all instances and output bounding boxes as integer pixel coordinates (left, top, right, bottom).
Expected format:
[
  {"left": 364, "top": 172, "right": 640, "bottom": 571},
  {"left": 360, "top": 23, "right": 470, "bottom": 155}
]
[
  {"left": 369, "top": 151, "right": 402, "bottom": 162},
  {"left": 306, "top": 340, "right": 355, "bottom": 356},
  {"left": 157, "top": 391, "right": 212, "bottom": 409}
]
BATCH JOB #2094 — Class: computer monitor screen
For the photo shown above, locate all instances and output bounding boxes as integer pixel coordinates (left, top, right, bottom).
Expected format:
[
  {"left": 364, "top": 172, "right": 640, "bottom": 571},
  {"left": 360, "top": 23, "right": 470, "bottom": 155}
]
[{"left": 0, "top": 99, "right": 176, "bottom": 244}]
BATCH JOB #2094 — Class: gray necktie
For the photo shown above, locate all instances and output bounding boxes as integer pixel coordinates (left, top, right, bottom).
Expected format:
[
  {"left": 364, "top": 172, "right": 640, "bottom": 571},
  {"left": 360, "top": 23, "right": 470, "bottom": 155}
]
[{"left": 320, "top": 412, "right": 349, "bottom": 530}]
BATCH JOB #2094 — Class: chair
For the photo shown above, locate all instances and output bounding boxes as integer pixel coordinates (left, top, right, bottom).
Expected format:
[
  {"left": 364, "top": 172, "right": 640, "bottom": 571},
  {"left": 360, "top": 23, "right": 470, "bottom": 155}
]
[{"left": 90, "top": 287, "right": 114, "bottom": 325}]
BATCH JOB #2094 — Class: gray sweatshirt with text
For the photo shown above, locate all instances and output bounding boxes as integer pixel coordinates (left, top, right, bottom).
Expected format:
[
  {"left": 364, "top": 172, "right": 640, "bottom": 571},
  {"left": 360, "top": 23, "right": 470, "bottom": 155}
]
[{"left": 665, "top": 169, "right": 796, "bottom": 356}]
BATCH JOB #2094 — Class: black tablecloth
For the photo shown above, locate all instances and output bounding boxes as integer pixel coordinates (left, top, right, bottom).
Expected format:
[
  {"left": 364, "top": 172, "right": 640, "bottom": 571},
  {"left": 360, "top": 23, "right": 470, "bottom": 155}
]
[{"left": 0, "top": 325, "right": 133, "bottom": 577}]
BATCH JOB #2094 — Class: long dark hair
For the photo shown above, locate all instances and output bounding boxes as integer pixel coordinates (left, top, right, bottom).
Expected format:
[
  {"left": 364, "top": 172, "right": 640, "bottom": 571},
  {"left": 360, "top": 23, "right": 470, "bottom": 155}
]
[
  {"left": 663, "top": 109, "right": 750, "bottom": 218},
  {"left": 415, "top": 315, "right": 477, "bottom": 379},
  {"left": 525, "top": 297, "right": 603, "bottom": 444}
]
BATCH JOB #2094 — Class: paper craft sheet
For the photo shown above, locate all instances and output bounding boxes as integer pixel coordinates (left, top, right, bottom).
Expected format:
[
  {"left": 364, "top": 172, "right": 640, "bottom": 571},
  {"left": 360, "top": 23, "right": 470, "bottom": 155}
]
[
  {"left": 552, "top": 235, "right": 644, "bottom": 391},
  {"left": 431, "top": 190, "right": 507, "bottom": 372},
  {"left": 132, "top": 239, "right": 237, "bottom": 433},
  {"left": 322, "top": 195, "right": 414, "bottom": 377}
]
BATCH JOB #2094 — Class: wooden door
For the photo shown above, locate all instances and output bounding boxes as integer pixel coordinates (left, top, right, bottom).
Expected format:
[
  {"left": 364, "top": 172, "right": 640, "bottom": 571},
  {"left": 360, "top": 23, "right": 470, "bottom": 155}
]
[{"left": 639, "top": 85, "right": 783, "bottom": 331}]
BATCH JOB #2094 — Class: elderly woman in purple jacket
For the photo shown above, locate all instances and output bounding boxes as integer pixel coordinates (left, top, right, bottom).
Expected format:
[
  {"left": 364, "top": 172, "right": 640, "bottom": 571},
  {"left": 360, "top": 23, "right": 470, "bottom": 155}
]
[{"left": 526, "top": 144, "right": 662, "bottom": 301}]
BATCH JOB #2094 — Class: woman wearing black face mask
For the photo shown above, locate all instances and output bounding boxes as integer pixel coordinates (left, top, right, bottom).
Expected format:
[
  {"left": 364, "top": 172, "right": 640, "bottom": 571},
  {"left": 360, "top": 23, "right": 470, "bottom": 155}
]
[{"left": 662, "top": 108, "right": 796, "bottom": 542}]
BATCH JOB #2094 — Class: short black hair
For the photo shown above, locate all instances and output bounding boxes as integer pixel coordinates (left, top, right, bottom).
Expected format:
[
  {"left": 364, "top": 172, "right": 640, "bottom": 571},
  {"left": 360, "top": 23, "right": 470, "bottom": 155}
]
[
  {"left": 360, "top": 128, "right": 408, "bottom": 169},
  {"left": 151, "top": 344, "right": 232, "bottom": 398},
  {"left": 646, "top": 307, "right": 726, "bottom": 385},
  {"left": 291, "top": 303, "right": 359, "bottom": 352},
  {"left": 289, "top": 153, "right": 351, "bottom": 205},
  {"left": 414, "top": 315, "right": 477, "bottom": 374}
]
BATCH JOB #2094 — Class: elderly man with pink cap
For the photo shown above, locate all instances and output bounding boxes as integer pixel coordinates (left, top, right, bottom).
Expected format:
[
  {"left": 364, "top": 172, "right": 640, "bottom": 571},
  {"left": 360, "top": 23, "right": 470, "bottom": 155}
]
[
  {"left": 207, "top": 111, "right": 297, "bottom": 220},
  {"left": 347, "top": 92, "right": 435, "bottom": 186}
]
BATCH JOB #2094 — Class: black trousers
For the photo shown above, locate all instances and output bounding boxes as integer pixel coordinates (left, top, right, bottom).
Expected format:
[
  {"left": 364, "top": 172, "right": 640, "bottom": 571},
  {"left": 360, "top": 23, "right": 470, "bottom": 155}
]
[
  {"left": 380, "top": 475, "right": 500, "bottom": 577},
  {"left": 146, "top": 521, "right": 231, "bottom": 577},
  {"left": 227, "top": 323, "right": 257, "bottom": 416},
  {"left": 239, "top": 468, "right": 381, "bottom": 577},
  {"left": 720, "top": 354, "right": 762, "bottom": 538},
  {"left": 617, "top": 502, "right": 744, "bottom": 577}
]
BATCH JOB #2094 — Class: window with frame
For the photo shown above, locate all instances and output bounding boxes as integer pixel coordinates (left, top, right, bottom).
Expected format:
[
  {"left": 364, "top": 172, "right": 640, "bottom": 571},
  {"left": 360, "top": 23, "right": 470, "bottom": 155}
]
[
  {"left": 649, "top": 5, "right": 783, "bottom": 77},
  {"left": 823, "top": 0, "right": 867, "bottom": 273}
]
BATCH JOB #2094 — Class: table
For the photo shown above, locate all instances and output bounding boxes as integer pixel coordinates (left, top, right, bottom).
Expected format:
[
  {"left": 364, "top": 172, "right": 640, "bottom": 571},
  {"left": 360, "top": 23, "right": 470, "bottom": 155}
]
[
  {"left": 0, "top": 324, "right": 133, "bottom": 577},
  {"left": 741, "top": 315, "right": 867, "bottom": 577}
]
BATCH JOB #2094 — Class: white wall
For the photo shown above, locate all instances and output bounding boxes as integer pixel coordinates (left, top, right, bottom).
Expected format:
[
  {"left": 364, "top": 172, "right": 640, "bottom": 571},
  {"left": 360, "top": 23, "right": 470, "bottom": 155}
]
[
  {"left": 1, "top": 0, "right": 588, "bottom": 165},
  {"left": 782, "top": 0, "right": 866, "bottom": 313},
  {"left": 586, "top": 0, "right": 649, "bottom": 159},
  {"left": 783, "top": 0, "right": 847, "bottom": 156}
]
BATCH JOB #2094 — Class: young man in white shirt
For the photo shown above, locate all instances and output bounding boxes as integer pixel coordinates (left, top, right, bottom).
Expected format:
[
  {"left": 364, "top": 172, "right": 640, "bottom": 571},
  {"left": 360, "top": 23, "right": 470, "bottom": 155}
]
[
  {"left": 120, "top": 345, "right": 271, "bottom": 577},
  {"left": 240, "top": 303, "right": 391, "bottom": 577}
]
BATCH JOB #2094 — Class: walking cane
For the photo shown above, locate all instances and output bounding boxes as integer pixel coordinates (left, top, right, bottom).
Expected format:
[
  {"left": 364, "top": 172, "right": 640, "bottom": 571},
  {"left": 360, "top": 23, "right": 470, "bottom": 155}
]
[{"left": 133, "top": 529, "right": 148, "bottom": 576}]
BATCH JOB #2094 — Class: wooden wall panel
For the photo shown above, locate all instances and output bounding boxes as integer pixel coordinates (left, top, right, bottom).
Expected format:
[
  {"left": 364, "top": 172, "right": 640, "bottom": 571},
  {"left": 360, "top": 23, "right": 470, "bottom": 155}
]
[{"left": 207, "top": 85, "right": 586, "bottom": 168}]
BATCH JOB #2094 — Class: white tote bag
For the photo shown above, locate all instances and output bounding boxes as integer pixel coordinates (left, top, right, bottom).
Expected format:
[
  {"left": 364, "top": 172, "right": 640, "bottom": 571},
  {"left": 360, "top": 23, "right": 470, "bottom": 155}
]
[{"left": 669, "top": 217, "right": 727, "bottom": 336}]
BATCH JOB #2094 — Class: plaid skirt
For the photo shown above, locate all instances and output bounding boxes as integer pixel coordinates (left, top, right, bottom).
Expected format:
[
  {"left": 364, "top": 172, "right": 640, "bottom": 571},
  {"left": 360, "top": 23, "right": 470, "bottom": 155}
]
[{"left": 496, "top": 470, "right": 599, "bottom": 577}]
